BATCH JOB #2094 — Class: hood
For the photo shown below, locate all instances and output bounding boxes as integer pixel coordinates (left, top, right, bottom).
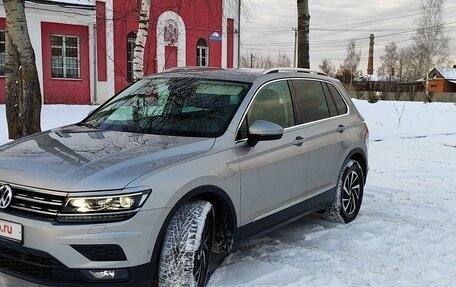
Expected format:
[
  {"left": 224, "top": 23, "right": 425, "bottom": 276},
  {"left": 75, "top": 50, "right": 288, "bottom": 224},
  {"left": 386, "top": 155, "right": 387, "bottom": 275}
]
[{"left": 0, "top": 125, "right": 215, "bottom": 191}]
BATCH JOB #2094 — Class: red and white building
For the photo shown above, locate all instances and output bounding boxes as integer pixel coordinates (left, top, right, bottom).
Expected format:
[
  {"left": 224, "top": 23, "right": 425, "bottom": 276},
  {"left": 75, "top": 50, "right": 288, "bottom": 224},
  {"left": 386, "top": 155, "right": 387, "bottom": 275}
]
[{"left": 0, "top": 0, "right": 240, "bottom": 104}]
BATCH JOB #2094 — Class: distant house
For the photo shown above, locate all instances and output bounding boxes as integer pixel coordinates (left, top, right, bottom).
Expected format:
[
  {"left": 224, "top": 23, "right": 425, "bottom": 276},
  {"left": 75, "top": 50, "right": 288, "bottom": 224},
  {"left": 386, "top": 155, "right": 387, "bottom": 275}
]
[
  {"left": 428, "top": 67, "right": 456, "bottom": 93},
  {"left": 0, "top": 0, "right": 240, "bottom": 104}
]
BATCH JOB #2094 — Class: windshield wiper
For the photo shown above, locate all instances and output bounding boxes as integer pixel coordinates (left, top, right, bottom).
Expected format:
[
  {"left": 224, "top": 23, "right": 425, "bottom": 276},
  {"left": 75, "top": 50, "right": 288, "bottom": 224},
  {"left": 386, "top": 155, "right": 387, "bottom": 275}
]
[{"left": 77, "top": 122, "right": 96, "bottom": 129}]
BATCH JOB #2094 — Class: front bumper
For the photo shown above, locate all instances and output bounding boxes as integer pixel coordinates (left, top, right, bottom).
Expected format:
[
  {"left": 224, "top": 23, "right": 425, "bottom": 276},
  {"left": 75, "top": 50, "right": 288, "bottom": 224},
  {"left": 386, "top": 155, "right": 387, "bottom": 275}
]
[{"left": 0, "top": 208, "right": 170, "bottom": 286}]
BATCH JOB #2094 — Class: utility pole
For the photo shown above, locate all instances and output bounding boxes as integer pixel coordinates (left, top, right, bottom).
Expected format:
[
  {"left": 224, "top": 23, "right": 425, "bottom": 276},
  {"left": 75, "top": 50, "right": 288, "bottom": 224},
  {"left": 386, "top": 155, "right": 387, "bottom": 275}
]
[
  {"left": 292, "top": 27, "right": 298, "bottom": 68},
  {"left": 250, "top": 54, "right": 255, "bottom": 68}
]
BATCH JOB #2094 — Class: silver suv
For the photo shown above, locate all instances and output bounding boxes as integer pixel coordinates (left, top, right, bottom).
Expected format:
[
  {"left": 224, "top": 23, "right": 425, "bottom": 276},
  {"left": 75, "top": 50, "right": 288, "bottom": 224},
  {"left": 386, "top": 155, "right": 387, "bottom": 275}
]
[{"left": 0, "top": 68, "right": 368, "bottom": 287}]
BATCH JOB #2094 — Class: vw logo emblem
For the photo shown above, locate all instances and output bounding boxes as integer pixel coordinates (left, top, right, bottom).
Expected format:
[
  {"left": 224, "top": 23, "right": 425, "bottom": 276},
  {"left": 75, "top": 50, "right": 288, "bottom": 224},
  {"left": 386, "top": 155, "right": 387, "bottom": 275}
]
[{"left": 0, "top": 185, "right": 13, "bottom": 209}]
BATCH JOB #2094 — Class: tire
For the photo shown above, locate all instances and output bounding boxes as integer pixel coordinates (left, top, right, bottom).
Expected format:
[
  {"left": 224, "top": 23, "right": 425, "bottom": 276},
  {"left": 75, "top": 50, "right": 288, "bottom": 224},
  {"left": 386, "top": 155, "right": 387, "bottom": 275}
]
[
  {"left": 158, "top": 200, "right": 214, "bottom": 287},
  {"left": 323, "top": 159, "right": 364, "bottom": 224}
]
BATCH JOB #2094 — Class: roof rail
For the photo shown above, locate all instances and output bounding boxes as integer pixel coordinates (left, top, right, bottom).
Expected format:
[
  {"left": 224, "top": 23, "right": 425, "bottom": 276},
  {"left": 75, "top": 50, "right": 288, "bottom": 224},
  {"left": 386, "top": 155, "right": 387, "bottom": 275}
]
[
  {"left": 161, "top": 66, "right": 222, "bottom": 73},
  {"left": 262, "top": 68, "right": 328, "bottom": 76}
]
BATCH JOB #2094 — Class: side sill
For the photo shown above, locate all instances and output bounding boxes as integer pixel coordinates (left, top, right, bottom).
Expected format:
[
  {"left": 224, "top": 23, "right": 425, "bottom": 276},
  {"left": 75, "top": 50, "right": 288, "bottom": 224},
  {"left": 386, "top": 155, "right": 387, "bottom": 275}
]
[{"left": 235, "top": 187, "right": 335, "bottom": 246}]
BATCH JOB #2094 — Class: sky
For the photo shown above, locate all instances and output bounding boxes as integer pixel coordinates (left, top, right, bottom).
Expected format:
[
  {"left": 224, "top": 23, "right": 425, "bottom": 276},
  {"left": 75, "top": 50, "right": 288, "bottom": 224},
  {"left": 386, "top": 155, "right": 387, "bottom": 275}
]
[{"left": 240, "top": 0, "right": 456, "bottom": 74}]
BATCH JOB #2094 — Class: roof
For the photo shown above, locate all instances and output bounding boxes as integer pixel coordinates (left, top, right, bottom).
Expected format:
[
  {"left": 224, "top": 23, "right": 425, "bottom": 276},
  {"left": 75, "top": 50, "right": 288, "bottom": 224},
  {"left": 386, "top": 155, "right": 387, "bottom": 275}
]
[
  {"left": 434, "top": 68, "right": 456, "bottom": 80},
  {"left": 27, "top": 0, "right": 95, "bottom": 8},
  {"left": 149, "top": 67, "right": 335, "bottom": 84},
  {"left": 429, "top": 67, "right": 456, "bottom": 80}
]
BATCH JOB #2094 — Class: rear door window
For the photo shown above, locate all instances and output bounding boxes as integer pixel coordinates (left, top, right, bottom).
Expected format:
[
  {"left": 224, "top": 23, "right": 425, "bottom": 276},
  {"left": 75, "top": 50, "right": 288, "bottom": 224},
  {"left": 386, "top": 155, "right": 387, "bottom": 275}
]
[{"left": 292, "top": 80, "right": 330, "bottom": 123}]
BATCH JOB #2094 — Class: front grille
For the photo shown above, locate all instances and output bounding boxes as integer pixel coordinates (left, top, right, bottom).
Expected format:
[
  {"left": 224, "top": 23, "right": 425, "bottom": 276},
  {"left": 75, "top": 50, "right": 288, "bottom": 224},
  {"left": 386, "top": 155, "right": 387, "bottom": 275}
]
[
  {"left": 4, "top": 184, "right": 67, "bottom": 220},
  {"left": 0, "top": 239, "right": 85, "bottom": 284},
  {"left": 72, "top": 244, "right": 127, "bottom": 261}
]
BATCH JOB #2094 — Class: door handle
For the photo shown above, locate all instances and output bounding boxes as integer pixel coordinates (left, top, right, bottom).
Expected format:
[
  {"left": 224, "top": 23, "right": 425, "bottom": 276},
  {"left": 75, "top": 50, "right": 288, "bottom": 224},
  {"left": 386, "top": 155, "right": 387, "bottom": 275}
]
[
  {"left": 292, "top": 136, "right": 305, "bottom": 146},
  {"left": 337, "top": 124, "right": 346, "bottom": 133}
]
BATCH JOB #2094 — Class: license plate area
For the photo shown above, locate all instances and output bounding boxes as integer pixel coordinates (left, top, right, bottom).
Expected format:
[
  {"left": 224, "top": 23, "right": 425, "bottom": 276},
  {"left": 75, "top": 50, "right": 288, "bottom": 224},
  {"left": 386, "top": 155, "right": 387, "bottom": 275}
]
[{"left": 0, "top": 219, "right": 23, "bottom": 242}]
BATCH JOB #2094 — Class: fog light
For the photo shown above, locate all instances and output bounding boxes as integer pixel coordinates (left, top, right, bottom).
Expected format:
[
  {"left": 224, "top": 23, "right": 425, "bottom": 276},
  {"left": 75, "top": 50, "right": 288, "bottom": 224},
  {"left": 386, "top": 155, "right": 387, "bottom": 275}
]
[
  {"left": 90, "top": 270, "right": 115, "bottom": 279},
  {"left": 81, "top": 268, "right": 129, "bottom": 281}
]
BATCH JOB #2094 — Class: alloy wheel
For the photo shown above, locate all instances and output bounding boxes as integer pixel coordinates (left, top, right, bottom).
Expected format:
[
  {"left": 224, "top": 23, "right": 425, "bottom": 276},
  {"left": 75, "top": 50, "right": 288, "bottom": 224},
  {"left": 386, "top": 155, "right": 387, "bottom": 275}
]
[{"left": 342, "top": 170, "right": 361, "bottom": 216}]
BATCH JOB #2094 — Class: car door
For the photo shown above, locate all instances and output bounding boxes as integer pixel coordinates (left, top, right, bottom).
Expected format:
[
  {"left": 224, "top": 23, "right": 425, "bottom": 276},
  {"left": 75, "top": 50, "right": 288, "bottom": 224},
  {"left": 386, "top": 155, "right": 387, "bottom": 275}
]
[
  {"left": 291, "top": 79, "right": 353, "bottom": 210},
  {"left": 236, "top": 80, "right": 309, "bottom": 237}
]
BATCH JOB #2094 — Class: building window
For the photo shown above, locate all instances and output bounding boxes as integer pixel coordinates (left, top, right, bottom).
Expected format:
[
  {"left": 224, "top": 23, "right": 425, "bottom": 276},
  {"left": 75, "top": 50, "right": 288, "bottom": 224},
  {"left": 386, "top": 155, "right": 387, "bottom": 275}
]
[
  {"left": 0, "top": 31, "right": 5, "bottom": 76},
  {"left": 51, "top": 35, "right": 80, "bottom": 78},
  {"left": 196, "top": 38, "right": 209, "bottom": 67},
  {"left": 127, "top": 32, "right": 136, "bottom": 83}
]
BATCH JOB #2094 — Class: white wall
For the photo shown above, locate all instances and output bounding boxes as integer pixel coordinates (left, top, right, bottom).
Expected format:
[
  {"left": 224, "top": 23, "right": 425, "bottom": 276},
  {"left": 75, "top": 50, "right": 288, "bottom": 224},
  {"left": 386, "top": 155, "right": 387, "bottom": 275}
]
[
  {"left": 97, "top": 0, "right": 115, "bottom": 104},
  {"left": 222, "top": 0, "right": 240, "bottom": 68}
]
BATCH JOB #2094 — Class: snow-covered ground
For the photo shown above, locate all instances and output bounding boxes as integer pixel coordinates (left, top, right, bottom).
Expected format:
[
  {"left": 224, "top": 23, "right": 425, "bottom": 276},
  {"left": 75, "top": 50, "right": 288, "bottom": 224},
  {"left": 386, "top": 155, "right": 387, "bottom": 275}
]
[{"left": 0, "top": 100, "right": 455, "bottom": 286}]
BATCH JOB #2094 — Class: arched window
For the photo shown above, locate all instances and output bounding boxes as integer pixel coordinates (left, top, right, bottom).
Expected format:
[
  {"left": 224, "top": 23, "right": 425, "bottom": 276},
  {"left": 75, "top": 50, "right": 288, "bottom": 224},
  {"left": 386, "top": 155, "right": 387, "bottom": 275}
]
[
  {"left": 127, "top": 32, "right": 137, "bottom": 82},
  {"left": 196, "top": 38, "right": 209, "bottom": 67}
]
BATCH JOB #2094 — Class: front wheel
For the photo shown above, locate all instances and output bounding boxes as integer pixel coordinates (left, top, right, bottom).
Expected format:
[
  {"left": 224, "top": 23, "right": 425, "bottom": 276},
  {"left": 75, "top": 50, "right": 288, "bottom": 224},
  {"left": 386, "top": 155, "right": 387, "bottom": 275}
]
[
  {"left": 324, "top": 159, "right": 364, "bottom": 224},
  {"left": 158, "top": 200, "right": 214, "bottom": 287}
]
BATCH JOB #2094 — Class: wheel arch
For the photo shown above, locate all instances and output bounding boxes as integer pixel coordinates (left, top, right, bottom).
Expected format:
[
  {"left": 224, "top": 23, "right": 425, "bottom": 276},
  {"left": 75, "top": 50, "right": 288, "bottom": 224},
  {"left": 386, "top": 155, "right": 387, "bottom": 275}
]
[
  {"left": 346, "top": 148, "right": 368, "bottom": 183},
  {"left": 149, "top": 185, "right": 237, "bottom": 284}
]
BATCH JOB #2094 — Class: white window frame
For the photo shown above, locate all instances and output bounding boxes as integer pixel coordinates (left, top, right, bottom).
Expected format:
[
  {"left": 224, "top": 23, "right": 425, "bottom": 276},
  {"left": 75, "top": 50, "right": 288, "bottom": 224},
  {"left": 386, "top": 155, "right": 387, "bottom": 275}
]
[
  {"left": 196, "top": 38, "right": 209, "bottom": 67},
  {"left": 51, "top": 34, "right": 81, "bottom": 79}
]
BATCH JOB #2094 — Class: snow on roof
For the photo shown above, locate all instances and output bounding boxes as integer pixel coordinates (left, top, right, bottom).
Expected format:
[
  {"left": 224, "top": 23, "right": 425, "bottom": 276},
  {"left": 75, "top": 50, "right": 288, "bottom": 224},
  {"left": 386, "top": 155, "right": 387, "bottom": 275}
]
[
  {"left": 436, "top": 68, "right": 456, "bottom": 80},
  {"left": 28, "top": 0, "right": 95, "bottom": 7},
  {"left": 357, "top": 74, "right": 400, "bottom": 82}
]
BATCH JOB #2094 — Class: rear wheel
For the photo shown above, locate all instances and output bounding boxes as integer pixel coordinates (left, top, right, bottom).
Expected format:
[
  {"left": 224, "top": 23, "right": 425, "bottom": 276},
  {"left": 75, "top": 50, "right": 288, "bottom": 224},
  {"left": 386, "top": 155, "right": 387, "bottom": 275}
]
[
  {"left": 158, "top": 200, "right": 214, "bottom": 287},
  {"left": 324, "top": 159, "right": 364, "bottom": 224}
]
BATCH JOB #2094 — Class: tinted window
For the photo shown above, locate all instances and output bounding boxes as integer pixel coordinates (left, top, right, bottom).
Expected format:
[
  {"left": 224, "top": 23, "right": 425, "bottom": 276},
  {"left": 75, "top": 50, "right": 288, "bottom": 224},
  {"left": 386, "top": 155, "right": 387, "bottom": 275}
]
[
  {"left": 238, "top": 81, "right": 294, "bottom": 139},
  {"left": 293, "top": 80, "right": 330, "bottom": 123},
  {"left": 84, "top": 78, "right": 250, "bottom": 137},
  {"left": 322, "top": 83, "right": 338, "bottom": 117},
  {"left": 328, "top": 84, "right": 348, "bottom": 115}
]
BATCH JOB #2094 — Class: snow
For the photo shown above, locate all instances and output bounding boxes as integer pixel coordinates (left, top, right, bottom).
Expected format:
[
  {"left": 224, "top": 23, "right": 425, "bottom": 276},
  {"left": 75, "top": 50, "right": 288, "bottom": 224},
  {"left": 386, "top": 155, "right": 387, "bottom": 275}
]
[{"left": 1, "top": 100, "right": 456, "bottom": 286}]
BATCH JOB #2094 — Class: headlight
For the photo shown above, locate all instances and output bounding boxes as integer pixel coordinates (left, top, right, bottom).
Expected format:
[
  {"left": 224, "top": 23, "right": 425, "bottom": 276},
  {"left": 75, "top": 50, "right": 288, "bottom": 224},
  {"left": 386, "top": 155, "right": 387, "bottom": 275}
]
[{"left": 56, "top": 189, "right": 150, "bottom": 223}]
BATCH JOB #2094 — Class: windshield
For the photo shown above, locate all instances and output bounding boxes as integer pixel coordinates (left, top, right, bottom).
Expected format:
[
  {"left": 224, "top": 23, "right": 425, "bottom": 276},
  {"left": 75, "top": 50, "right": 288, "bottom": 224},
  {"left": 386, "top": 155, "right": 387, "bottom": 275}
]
[{"left": 83, "top": 77, "right": 250, "bottom": 137}]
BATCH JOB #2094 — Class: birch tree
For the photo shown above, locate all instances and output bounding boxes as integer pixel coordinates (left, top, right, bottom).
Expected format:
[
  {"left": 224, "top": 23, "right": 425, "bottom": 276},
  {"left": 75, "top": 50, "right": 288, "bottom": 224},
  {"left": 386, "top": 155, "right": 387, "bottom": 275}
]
[
  {"left": 412, "top": 0, "right": 449, "bottom": 101},
  {"left": 4, "top": 0, "right": 42, "bottom": 139},
  {"left": 297, "top": 0, "right": 310, "bottom": 68},
  {"left": 338, "top": 40, "right": 361, "bottom": 90},
  {"left": 133, "top": 0, "right": 151, "bottom": 80}
]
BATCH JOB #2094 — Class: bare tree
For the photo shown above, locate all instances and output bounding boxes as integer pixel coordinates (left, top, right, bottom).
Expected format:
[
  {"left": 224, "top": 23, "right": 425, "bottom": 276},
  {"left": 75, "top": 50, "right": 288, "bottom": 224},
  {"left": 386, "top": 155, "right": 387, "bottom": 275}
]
[
  {"left": 412, "top": 0, "right": 450, "bottom": 100},
  {"left": 319, "top": 58, "right": 336, "bottom": 77},
  {"left": 378, "top": 42, "right": 399, "bottom": 81},
  {"left": 240, "top": 52, "right": 292, "bottom": 69},
  {"left": 240, "top": 53, "right": 274, "bottom": 69},
  {"left": 337, "top": 40, "right": 361, "bottom": 90},
  {"left": 4, "top": 0, "right": 42, "bottom": 139},
  {"left": 397, "top": 47, "right": 415, "bottom": 82},
  {"left": 297, "top": 0, "right": 310, "bottom": 68},
  {"left": 276, "top": 52, "right": 292, "bottom": 67}
]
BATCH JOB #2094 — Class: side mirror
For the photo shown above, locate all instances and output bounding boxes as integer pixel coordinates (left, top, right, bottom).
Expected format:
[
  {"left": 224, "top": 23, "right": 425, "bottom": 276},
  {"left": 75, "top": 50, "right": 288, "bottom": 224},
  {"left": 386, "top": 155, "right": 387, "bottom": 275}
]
[{"left": 247, "top": 120, "right": 284, "bottom": 147}]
